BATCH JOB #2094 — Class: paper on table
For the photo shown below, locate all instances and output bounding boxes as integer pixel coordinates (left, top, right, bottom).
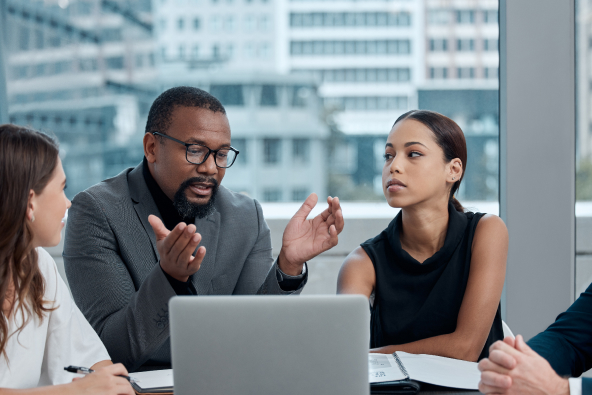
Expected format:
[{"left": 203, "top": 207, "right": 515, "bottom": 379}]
[
  {"left": 397, "top": 352, "right": 480, "bottom": 390},
  {"left": 128, "top": 369, "right": 173, "bottom": 390},
  {"left": 368, "top": 354, "right": 407, "bottom": 383}
]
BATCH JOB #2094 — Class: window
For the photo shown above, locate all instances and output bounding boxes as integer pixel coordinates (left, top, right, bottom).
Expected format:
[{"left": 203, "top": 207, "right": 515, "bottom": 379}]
[
  {"left": 105, "top": 56, "right": 124, "bottom": 70},
  {"left": 178, "top": 18, "right": 185, "bottom": 30},
  {"left": 292, "top": 188, "right": 309, "bottom": 201},
  {"left": 290, "top": 40, "right": 411, "bottom": 56},
  {"left": 293, "top": 139, "right": 310, "bottom": 163},
  {"left": 210, "top": 84, "right": 244, "bottom": 105},
  {"left": 224, "top": 16, "right": 235, "bottom": 31},
  {"left": 457, "top": 39, "right": 475, "bottom": 51},
  {"left": 429, "top": 67, "right": 448, "bottom": 79},
  {"left": 263, "top": 138, "right": 281, "bottom": 164},
  {"left": 456, "top": 10, "right": 475, "bottom": 24},
  {"left": 484, "top": 67, "right": 498, "bottom": 79},
  {"left": 483, "top": 10, "right": 498, "bottom": 24},
  {"left": 193, "top": 18, "right": 200, "bottom": 30},
  {"left": 260, "top": 85, "right": 278, "bottom": 106},
  {"left": 231, "top": 138, "right": 247, "bottom": 164},
  {"left": 263, "top": 188, "right": 282, "bottom": 202},
  {"left": 457, "top": 67, "right": 475, "bottom": 79},
  {"left": 429, "top": 39, "right": 448, "bottom": 52},
  {"left": 428, "top": 9, "right": 451, "bottom": 25},
  {"left": 289, "top": 12, "right": 411, "bottom": 27},
  {"left": 483, "top": 39, "right": 498, "bottom": 52}
]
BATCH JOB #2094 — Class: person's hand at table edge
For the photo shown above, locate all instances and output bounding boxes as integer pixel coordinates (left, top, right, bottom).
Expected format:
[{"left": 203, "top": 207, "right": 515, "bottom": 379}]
[{"left": 478, "top": 335, "right": 570, "bottom": 395}]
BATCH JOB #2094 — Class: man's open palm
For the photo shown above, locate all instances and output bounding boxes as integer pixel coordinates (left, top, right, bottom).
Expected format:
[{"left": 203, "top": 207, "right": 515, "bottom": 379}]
[{"left": 280, "top": 194, "right": 344, "bottom": 271}]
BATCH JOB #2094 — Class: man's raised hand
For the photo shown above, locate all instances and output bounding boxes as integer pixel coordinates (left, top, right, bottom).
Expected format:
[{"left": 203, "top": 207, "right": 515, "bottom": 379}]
[
  {"left": 148, "top": 215, "right": 206, "bottom": 282},
  {"left": 278, "top": 194, "right": 344, "bottom": 275}
]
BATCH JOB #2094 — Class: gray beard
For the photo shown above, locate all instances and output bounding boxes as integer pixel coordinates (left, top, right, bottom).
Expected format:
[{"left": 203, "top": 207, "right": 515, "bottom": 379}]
[{"left": 173, "top": 177, "right": 219, "bottom": 219}]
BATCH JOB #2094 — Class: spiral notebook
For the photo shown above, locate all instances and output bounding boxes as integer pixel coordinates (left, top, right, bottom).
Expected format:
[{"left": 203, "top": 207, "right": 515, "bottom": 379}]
[{"left": 368, "top": 352, "right": 480, "bottom": 392}]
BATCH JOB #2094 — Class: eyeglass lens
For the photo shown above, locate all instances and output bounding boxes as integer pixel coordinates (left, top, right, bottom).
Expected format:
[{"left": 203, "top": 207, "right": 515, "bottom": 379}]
[{"left": 187, "top": 145, "right": 237, "bottom": 167}]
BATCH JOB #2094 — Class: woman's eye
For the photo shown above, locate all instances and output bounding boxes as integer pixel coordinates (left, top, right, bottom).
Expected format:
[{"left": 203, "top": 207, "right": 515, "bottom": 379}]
[
  {"left": 383, "top": 153, "right": 393, "bottom": 161},
  {"left": 409, "top": 151, "right": 421, "bottom": 158}
]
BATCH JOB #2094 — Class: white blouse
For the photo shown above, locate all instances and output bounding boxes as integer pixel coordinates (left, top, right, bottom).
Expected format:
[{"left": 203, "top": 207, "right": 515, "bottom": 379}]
[{"left": 0, "top": 248, "right": 110, "bottom": 388}]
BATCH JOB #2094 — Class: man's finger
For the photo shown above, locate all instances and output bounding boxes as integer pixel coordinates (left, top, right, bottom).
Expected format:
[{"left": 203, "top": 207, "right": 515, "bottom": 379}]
[
  {"left": 170, "top": 225, "right": 198, "bottom": 265},
  {"left": 292, "top": 193, "right": 318, "bottom": 221},
  {"left": 148, "top": 215, "right": 170, "bottom": 241},
  {"left": 177, "top": 230, "right": 202, "bottom": 266},
  {"left": 332, "top": 197, "right": 344, "bottom": 233},
  {"left": 502, "top": 336, "right": 516, "bottom": 348},
  {"left": 488, "top": 349, "right": 518, "bottom": 370},
  {"left": 479, "top": 380, "right": 508, "bottom": 395},
  {"left": 161, "top": 222, "right": 187, "bottom": 255},
  {"left": 480, "top": 371, "right": 512, "bottom": 389},
  {"left": 478, "top": 357, "right": 512, "bottom": 375},
  {"left": 186, "top": 246, "right": 206, "bottom": 273},
  {"left": 489, "top": 339, "right": 524, "bottom": 359},
  {"left": 106, "top": 363, "right": 130, "bottom": 376},
  {"left": 514, "top": 334, "right": 536, "bottom": 356}
]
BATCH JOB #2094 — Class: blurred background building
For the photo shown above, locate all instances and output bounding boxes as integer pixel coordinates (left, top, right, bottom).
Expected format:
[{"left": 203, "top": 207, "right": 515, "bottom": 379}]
[{"left": 2, "top": 0, "right": 499, "bottom": 203}]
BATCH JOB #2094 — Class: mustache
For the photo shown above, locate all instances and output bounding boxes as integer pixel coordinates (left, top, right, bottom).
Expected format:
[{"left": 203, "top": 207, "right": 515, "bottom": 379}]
[{"left": 180, "top": 177, "right": 219, "bottom": 190}]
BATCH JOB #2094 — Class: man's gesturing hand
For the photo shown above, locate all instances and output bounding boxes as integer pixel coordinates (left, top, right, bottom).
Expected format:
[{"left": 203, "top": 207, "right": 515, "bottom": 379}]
[
  {"left": 278, "top": 194, "right": 344, "bottom": 276},
  {"left": 478, "top": 335, "right": 570, "bottom": 395},
  {"left": 148, "top": 215, "right": 206, "bottom": 282}
]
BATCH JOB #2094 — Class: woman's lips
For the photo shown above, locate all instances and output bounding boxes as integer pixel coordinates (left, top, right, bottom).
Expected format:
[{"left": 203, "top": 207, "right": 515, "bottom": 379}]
[{"left": 387, "top": 184, "right": 406, "bottom": 193}]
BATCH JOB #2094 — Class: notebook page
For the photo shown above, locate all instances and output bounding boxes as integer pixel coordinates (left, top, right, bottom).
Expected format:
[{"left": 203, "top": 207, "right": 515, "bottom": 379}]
[
  {"left": 368, "top": 354, "right": 407, "bottom": 383},
  {"left": 129, "top": 369, "right": 174, "bottom": 390},
  {"left": 397, "top": 352, "right": 480, "bottom": 390}
]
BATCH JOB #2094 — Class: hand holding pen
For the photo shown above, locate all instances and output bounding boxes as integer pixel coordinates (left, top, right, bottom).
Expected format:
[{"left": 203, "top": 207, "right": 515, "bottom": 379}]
[{"left": 63, "top": 363, "right": 135, "bottom": 395}]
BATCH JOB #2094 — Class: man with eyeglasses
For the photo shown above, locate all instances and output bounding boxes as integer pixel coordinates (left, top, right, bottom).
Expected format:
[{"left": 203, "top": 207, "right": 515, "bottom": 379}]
[{"left": 63, "top": 86, "right": 344, "bottom": 372}]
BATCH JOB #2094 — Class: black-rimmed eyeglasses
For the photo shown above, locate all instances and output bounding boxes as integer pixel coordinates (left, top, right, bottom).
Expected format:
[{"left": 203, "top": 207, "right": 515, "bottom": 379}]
[{"left": 152, "top": 132, "right": 240, "bottom": 168}]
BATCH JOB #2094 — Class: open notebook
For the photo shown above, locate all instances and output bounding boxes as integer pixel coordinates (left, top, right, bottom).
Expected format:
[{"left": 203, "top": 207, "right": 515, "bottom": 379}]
[
  {"left": 369, "top": 352, "right": 481, "bottom": 392},
  {"left": 128, "top": 369, "right": 173, "bottom": 395}
]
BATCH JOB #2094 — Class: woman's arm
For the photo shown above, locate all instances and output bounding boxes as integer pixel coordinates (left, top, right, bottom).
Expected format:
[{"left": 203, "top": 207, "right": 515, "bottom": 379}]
[
  {"left": 337, "top": 246, "right": 376, "bottom": 297},
  {"left": 0, "top": 364, "right": 134, "bottom": 395},
  {"left": 372, "top": 215, "right": 508, "bottom": 362}
]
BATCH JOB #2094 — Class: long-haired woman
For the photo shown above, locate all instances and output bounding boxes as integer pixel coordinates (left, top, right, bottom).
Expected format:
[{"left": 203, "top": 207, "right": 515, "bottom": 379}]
[
  {"left": 338, "top": 110, "right": 508, "bottom": 362},
  {"left": 0, "top": 124, "right": 133, "bottom": 394}
]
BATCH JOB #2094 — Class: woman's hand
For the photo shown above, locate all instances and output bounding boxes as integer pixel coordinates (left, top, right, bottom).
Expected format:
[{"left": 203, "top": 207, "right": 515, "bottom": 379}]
[{"left": 71, "top": 363, "right": 134, "bottom": 395}]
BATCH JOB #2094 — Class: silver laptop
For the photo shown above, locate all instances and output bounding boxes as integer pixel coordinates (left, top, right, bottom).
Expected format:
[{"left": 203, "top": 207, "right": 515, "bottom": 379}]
[{"left": 169, "top": 295, "right": 370, "bottom": 395}]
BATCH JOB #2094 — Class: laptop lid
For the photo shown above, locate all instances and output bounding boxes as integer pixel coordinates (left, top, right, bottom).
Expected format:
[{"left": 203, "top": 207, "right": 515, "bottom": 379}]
[{"left": 170, "top": 295, "right": 370, "bottom": 395}]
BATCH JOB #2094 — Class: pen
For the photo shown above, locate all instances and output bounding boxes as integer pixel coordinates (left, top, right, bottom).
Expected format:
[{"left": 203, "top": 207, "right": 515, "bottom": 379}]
[{"left": 64, "top": 365, "right": 138, "bottom": 384}]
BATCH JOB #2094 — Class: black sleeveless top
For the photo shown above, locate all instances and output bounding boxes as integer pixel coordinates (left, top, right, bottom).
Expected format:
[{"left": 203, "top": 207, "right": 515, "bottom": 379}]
[{"left": 361, "top": 203, "right": 503, "bottom": 360}]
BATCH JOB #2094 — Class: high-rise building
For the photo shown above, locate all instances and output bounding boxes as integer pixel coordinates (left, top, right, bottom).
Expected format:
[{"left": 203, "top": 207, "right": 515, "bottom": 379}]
[{"left": 4, "top": 0, "right": 156, "bottom": 195}]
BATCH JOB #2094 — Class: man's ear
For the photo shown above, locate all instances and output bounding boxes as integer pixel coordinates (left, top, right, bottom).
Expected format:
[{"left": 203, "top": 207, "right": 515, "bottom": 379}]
[
  {"left": 448, "top": 158, "right": 463, "bottom": 183},
  {"left": 144, "top": 133, "right": 157, "bottom": 164}
]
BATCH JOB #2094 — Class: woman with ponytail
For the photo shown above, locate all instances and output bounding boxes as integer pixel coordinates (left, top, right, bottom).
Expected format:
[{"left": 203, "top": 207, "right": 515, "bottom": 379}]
[
  {"left": 338, "top": 110, "right": 507, "bottom": 362},
  {"left": 0, "top": 124, "right": 133, "bottom": 394}
]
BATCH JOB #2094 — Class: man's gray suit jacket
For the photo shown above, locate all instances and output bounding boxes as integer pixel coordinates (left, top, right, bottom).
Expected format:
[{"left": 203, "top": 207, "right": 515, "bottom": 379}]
[{"left": 63, "top": 162, "right": 304, "bottom": 372}]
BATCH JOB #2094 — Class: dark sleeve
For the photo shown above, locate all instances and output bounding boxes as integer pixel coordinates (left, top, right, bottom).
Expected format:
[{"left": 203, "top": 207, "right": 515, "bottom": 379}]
[
  {"left": 63, "top": 191, "right": 176, "bottom": 372},
  {"left": 161, "top": 267, "right": 197, "bottom": 295},
  {"left": 276, "top": 264, "right": 308, "bottom": 292},
  {"left": 584, "top": 378, "right": 592, "bottom": 395},
  {"left": 527, "top": 282, "right": 592, "bottom": 377}
]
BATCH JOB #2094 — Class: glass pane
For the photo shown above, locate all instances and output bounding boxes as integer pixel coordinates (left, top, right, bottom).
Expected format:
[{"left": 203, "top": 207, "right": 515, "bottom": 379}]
[
  {"left": 3, "top": 0, "right": 499, "bottom": 294},
  {"left": 576, "top": 0, "right": 592, "bottom": 299}
]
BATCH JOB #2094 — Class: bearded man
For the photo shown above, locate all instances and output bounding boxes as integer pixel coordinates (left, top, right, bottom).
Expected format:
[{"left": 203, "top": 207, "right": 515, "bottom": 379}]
[{"left": 63, "top": 86, "right": 343, "bottom": 372}]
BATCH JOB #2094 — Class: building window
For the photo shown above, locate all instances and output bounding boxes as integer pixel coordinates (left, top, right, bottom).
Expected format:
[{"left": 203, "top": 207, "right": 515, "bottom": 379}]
[
  {"left": 429, "top": 67, "right": 448, "bottom": 79},
  {"left": 224, "top": 16, "right": 235, "bottom": 31},
  {"left": 178, "top": 18, "right": 184, "bottom": 30},
  {"left": 211, "top": 16, "right": 221, "bottom": 31},
  {"left": 231, "top": 138, "right": 247, "bottom": 164},
  {"left": 210, "top": 84, "right": 244, "bottom": 106},
  {"left": 428, "top": 9, "right": 451, "bottom": 25},
  {"left": 192, "top": 45, "right": 199, "bottom": 58},
  {"left": 290, "top": 40, "right": 411, "bottom": 56},
  {"left": 179, "top": 45, "right": 185, "bottom": 59},
  {"left": 329, "top": 96, "right": 408, "bottom": 111},
  {"left": 291, "top": 86, "right": 309, "bottom": 107},
  {"left": 193, "top": 18, "right": 200, "bottom": 30},
  {"left": 483, "top": 39, "right": 498, "bottom": 51},
  {"left": 292, "top": 188, "right": 309, "bottom": 202},
  {"left": 263, "top": 138, "right": 281, "bottom": 164},
  {"left": 483, "top": 10, "right": 498, "bottom": 24},
  {"left": 429, "top": 38, "right": 448, "bottom": 52},
  {"left": 105, "top": 56, "right": 124, "bottom": 70},
  {"left": 260, "top": 42, "right": 271, "bottom": 59},
  {"left": 260, "top": 15, "right": 271, "bottom": 31},
  {"left": 263, "top": 188, "right": 282, "bottom": 202},
  {"left": 456, "top": 10, "right": 475, "bottom": 24},
  {"left": 244, "top": 15, "right": 256, "bottom": 31},
  {"left": 484, "top": 67, "right": 498, "bottom": 79},
  {"left": 290, "top": 12, "right": 411, "bottom": 27},
  {"left": 457, "top": 67, "right": 475, "bottom": 79},
  {"left": 293, "top": 139, "right": 310, "bottom": 163},
  {"left": 456, "top": 39, "right": 475, "bottom": 51},
  {"left": 260, "top": 85, "right": 278, "bottom": 106}
]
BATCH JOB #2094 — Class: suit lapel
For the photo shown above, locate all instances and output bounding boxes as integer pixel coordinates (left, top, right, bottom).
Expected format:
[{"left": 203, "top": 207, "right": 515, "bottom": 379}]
[
  {"left": 127, "top": 163, "right": 161, "bottom": 261},
  {"left": 191, "top": 210, "right": 220, "bottom": 294}
]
